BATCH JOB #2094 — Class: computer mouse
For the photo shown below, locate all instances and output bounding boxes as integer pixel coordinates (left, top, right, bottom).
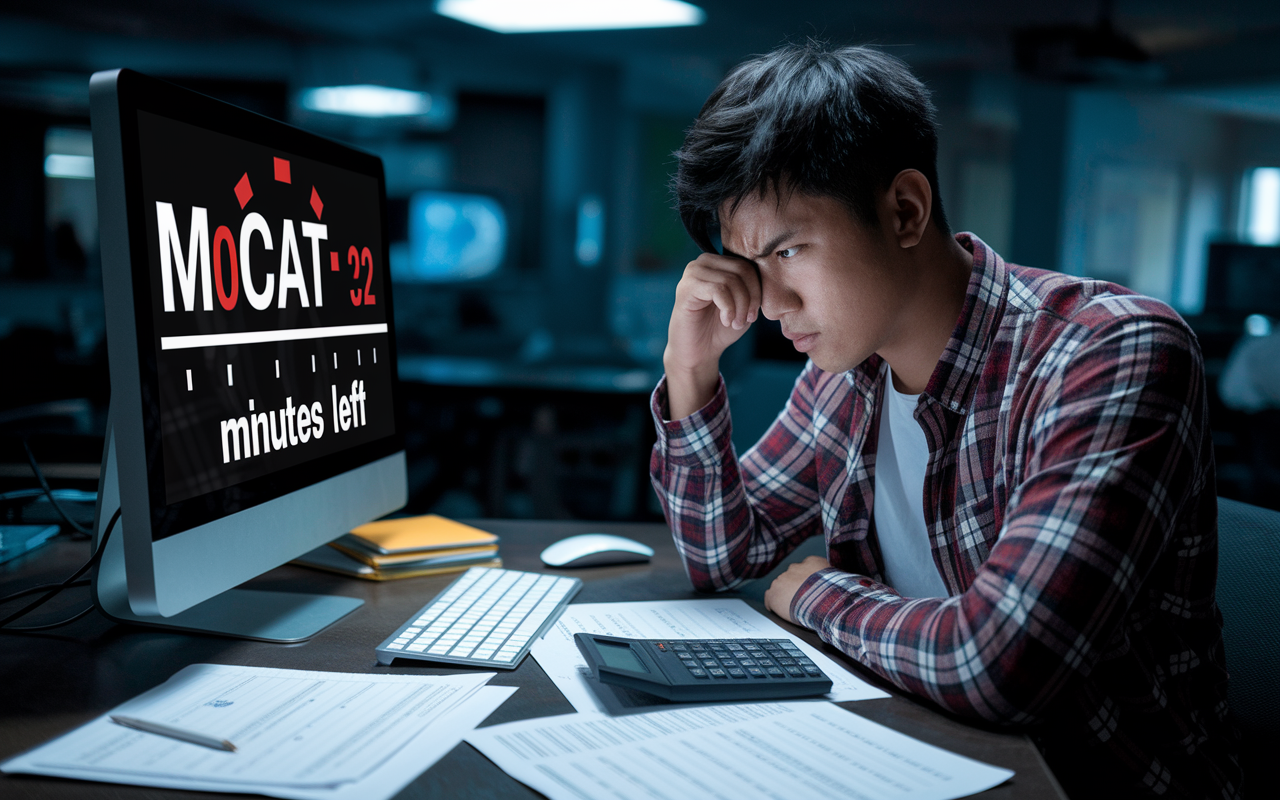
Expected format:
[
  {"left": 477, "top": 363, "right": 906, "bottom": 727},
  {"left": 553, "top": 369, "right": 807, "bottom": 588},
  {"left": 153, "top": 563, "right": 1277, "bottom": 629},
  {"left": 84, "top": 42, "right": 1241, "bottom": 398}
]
[{"left": 539, "top": 534, "right": 655, "bottom": 568}]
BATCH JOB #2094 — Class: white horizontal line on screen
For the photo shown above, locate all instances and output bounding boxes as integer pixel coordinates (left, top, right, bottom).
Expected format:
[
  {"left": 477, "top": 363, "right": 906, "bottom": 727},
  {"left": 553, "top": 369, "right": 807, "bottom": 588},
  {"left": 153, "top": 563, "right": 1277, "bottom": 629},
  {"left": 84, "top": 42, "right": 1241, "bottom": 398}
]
[{"left": 159, "top": 323, "right": 388, "bottom": 351}]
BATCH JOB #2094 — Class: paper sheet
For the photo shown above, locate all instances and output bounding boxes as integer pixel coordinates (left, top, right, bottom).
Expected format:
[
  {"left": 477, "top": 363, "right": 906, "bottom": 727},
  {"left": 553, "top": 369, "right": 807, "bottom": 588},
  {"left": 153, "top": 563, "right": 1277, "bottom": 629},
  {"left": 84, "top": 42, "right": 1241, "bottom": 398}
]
[
  {"left": 467, "top": 701, "right": 1014, "bottom": 800},
  {"left": 4, "top": 684, "right": 518, "bottom": 800},
  {"left": 2, "top": 664, "right": 494, "bottom": 789},
  {"left": 530, "top": 598, "right": 888, "bottom": 713}
]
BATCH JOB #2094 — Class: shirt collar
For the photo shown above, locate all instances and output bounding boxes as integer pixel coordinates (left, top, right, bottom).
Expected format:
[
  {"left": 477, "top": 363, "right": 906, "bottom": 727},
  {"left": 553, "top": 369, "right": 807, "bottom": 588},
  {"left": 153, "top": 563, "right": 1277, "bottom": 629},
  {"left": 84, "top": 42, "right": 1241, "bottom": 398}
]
[{"left": 921, "top": 233, "right": 1007, "bottom": 415}]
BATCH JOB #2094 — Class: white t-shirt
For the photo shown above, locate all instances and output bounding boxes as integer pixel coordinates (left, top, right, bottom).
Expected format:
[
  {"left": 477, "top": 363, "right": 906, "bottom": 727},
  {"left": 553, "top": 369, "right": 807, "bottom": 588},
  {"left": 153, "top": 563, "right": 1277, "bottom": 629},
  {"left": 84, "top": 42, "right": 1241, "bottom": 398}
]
[{"left": 873, "top": 370, "right": 950, "bottom": 598}]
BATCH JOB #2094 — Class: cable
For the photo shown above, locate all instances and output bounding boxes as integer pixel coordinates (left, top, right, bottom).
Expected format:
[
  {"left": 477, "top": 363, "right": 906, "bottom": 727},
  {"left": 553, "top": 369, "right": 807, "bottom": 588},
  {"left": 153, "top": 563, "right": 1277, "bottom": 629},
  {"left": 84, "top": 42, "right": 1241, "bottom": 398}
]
[
  {"left": 1, "top": 604, "right": 96, "bottom": 632},
  {"left": 0, "top": 579, "right": 90, "bottom": 604},
  {"left": 22, "top": 438, "right": 93, "bottom": 537},
  {"left": 0, "top": 507, "right": 119, "bottom": 631}
]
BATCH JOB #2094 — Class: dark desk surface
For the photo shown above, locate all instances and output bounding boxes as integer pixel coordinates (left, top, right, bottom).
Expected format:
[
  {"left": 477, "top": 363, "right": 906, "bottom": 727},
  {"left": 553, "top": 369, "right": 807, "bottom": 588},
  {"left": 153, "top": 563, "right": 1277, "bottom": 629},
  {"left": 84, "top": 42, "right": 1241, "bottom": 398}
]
[{"left": 1, "top": 520, "right": 1067, "bottom": 799}]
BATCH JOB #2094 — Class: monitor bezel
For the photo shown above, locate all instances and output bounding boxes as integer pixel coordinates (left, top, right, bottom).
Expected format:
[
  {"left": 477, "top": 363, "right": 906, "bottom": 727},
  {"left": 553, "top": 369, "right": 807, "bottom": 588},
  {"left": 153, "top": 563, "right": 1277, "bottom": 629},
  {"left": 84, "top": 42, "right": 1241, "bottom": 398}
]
[{"left": 99, "top": 68, "right": 405, "bottom": 543}]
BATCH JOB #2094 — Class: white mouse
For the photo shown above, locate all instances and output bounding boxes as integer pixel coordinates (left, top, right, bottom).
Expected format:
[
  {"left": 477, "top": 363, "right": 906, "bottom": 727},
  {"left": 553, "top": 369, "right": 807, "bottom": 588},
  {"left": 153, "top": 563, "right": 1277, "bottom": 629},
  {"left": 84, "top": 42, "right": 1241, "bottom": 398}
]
[{"left": 539, "top": 533, "right": 655, "bottom": 568}]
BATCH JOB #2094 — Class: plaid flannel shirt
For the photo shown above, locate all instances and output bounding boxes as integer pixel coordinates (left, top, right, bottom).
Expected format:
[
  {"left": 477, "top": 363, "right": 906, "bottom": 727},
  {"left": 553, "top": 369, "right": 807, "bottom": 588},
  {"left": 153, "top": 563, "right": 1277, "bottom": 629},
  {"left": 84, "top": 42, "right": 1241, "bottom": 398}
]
[{"left": 650, "top": 235, "right": 1241, "bottom": 798}]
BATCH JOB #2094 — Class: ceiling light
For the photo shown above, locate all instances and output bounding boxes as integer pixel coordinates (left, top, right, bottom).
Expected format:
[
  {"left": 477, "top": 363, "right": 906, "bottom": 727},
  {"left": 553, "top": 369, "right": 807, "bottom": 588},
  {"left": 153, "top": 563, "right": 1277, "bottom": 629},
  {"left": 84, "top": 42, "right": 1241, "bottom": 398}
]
[
  {"left": 45, "top": 154, "right": 94, "bottom": 180},
  {"left": 299, "top": 85, "right": 432, "bottom": 118},
  {"left": 435, "top": 0, "right": 705, "bottom": 33}
]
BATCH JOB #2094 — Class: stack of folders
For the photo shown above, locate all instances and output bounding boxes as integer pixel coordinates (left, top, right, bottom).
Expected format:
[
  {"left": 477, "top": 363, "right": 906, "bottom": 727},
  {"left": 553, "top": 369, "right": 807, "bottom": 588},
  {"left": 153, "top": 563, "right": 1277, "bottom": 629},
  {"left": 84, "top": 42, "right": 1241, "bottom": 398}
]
[{"left": 294, "top": 515, "right": 501, "bottom": 581}]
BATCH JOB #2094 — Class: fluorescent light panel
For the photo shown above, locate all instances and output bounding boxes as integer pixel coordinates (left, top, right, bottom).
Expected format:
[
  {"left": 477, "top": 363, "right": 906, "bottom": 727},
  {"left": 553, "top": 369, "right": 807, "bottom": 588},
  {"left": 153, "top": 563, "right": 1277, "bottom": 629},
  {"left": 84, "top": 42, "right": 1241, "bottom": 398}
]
[
  {"left": 436, "top": 0, "right": 705, "bottom": 33},
  {"left": 299, "top": 85, "right": 432, "bottom": 118},
  {"left": 45, "top": 154, "right": 95, "bottom": 180}
]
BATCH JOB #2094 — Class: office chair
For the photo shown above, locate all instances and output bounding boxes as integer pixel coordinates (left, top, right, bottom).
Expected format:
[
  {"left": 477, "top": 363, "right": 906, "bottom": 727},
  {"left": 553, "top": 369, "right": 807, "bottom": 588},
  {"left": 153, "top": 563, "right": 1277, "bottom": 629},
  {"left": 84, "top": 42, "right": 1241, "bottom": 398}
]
[{"left": 1217, "top": 496, "right": 1280, "bottom": 737}]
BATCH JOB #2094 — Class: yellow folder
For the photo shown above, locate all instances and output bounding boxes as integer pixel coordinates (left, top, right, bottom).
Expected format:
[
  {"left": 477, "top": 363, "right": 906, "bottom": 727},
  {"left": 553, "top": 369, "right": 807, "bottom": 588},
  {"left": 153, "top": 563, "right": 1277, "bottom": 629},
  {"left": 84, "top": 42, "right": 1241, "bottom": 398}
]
[
  {"left": 330, "top": 541, "right": 499, "bottom": 568},
  {"left": 341, "top": 514, "right": 499, "bottom": 555}
]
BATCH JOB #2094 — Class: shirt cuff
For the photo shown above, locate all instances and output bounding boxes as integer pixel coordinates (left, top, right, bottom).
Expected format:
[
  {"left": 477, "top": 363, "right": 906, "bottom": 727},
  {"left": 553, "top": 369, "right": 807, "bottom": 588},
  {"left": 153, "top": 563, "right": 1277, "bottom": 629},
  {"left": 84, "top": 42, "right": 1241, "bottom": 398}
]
[
  {"left": 790, "top": 567, "right": 893, "bottom": 639},
  {"left": 650, "top": 374, "right": 734, "bottom": 467}
]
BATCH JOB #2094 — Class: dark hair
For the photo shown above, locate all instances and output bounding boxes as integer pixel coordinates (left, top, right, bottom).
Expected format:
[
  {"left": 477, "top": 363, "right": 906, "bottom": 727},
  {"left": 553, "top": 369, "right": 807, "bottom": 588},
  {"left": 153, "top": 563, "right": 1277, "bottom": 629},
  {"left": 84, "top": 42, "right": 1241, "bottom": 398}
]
[{"left": 674, "top": 42, "right": 948, "bottom": 253}]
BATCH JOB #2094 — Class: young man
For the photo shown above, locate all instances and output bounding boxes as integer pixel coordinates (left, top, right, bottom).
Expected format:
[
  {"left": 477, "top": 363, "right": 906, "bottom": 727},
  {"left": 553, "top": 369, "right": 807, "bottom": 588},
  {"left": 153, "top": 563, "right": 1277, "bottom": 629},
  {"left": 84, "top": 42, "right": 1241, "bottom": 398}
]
[{"left": 651, "top": 43, "right": 1241, "bottom": 798}]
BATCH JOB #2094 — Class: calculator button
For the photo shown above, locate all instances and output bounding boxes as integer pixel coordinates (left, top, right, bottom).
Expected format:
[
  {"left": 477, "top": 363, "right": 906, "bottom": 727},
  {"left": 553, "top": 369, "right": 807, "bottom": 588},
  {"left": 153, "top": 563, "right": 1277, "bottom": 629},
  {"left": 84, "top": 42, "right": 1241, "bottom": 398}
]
[
  {"left": 701, "top": 659, "right": 718, "bottom": 668},
  {"left": 728, "top": 643, "right": 745, "bottom": 651},
  {"left": 784, "top": 666, "right": 805, "bottom": 677},
  {"left": 720, "top": 658, "right": 738, "bottom": 667},
  {"left": 710, "top": 644, "right": 727, "bottom": 652},
  {"left": 672, "top": 644, "right": 689, "bottom": 652},
  {"left": 689, "top": 668, "right": 708, "bottom": 678},
  {"left": 803, "top": 666, "right": 823, "bottom": 677},
  {"left": 744, "top": 645, "right": 763, "bottom": 652},
  {"left": 727, "top": 668, "right": 747, "bottom": 678},
  {"left": 746, "top": 667, "right": 766, "bottom": 678},
  {"left": 709, "top": 668, "right": 728, "bottom": 679},
  {"left": 766, "top": 667, "right": 785, "bottom": 677},
  {"left": 777, "top": 657, "right": 797, "bottom": 666},
  {"left": 691, "top": 644, "right": 707, "bottom": 652},
  {"left": 737, "top": 658, "right": 755, "bottom": 667}
]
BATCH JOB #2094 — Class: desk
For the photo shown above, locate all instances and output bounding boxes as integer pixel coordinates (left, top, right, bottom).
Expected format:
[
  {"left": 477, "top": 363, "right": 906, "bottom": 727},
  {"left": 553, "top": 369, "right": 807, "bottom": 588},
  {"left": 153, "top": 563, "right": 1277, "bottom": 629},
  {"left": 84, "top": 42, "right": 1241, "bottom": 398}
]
[{"left": 1, "top": 520, "right": 1067, "bottom": 799}]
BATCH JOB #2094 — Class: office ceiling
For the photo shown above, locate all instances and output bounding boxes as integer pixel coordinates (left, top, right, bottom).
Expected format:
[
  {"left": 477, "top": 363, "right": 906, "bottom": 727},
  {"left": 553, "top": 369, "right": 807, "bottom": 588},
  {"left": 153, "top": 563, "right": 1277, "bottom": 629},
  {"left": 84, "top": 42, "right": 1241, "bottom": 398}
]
[{"left": 4, "top": 0, "right": 1280, "bottom": 85}]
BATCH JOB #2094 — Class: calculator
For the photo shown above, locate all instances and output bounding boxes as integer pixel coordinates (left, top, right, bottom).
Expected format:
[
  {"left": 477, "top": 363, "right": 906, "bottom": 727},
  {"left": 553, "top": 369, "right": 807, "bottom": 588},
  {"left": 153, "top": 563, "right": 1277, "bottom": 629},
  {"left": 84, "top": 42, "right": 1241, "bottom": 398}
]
[{"left": 574, "top": 633, "right": 834, "bottom": 702}]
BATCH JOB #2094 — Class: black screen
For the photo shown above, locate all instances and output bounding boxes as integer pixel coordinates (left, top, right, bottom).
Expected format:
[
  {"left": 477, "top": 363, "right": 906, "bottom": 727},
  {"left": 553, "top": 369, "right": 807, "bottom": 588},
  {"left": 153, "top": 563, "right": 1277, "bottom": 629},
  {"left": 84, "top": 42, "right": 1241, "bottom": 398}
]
[
  {"left": 597, "top": 640, "right": 648, "bottom": 673},
  {"left": 136, "top": 111, "right": 395, "bottom": 506}
]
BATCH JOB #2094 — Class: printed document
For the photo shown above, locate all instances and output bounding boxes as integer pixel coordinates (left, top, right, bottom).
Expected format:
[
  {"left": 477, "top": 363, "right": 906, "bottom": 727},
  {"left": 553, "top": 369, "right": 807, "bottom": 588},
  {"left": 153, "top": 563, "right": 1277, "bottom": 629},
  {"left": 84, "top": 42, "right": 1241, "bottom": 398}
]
[
  {"left": 530, "top": 598, "right": 889, "bottom": 713},
  {"left": 2, "top": 664, "right": 495, "bottom": 791},
  {"left": 4, "top": 685, "right": 516, "bottom": 800},
  {"left": 466, "top": 701, "right": 1014, "bottom": 800}
]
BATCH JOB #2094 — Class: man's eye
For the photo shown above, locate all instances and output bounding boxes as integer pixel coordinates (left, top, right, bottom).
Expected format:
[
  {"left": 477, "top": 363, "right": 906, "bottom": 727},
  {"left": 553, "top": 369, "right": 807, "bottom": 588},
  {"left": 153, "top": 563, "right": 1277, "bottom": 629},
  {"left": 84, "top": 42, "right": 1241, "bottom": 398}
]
[{"left": 778, "top": 247, "right": 799, "bottom": 258}]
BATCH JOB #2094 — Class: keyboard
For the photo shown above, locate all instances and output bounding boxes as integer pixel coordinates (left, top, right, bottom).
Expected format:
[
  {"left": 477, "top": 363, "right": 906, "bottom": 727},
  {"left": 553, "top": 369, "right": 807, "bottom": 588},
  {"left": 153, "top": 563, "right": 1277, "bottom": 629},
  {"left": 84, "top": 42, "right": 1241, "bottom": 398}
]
[{"left": 375, "top": 567, "right": 581, "bottom": 669}]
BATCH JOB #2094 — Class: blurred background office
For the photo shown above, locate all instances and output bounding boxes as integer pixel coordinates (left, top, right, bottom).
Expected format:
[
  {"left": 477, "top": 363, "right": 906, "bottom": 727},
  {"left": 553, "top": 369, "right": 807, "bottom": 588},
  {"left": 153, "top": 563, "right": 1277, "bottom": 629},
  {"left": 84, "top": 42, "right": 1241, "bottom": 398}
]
[{"left": 4, "top": 0, "right": 1280, "bottom": 527}]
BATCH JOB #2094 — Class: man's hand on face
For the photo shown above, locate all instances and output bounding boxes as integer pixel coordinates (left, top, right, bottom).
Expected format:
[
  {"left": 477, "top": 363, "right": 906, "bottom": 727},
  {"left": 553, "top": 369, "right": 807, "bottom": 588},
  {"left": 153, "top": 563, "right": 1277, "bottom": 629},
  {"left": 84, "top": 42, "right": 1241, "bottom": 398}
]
[
  {"left": 663, "top": 252, "right": 762, "bottom": 420},
  {"left": 763, "top": 556, "right": 831, "bottom": 625}
]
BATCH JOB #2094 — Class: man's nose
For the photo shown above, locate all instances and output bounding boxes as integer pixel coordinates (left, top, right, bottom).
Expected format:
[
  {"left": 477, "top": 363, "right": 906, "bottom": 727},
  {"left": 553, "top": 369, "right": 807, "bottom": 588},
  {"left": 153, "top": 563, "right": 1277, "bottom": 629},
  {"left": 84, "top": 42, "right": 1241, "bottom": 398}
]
[{"left": 760, "top": 277, "right": 799, "bottom": 320}]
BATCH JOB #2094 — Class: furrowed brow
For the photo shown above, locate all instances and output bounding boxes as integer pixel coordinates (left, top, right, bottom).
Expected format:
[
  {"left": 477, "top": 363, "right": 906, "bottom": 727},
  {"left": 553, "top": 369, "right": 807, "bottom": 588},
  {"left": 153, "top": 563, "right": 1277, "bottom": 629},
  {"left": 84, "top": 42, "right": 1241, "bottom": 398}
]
[{"left": 753, "top": 229, "right": 798, "bottom": 260}]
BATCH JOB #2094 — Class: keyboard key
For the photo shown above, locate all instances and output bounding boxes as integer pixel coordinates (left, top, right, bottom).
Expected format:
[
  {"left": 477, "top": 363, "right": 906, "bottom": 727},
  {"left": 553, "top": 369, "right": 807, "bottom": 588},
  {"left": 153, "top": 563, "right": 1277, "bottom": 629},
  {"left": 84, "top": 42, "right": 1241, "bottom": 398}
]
[
  {"left": 766, "top": 667, "right": 785, "bottom": 677},
  {"left": 785, "top": 666, "right": 805, "bottom": 677},
  {"left": 727, "top": 668, "right": 746, "bottom": 678},
  {"left": 746, "top": 667, "right": 766, "bottom": 678},
  {"left": 689, "top": 668, "right": 708, "bottom": 678},
  {"left": 708, "top": 668, "right": 727, "bottom": 678}
]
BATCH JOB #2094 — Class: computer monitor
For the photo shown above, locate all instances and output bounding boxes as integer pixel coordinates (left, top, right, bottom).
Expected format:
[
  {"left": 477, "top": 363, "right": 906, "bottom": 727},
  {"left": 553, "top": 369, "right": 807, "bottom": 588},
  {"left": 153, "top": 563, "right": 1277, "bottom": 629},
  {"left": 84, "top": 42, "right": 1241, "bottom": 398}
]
[
  {"left": 393, "top": 189, "right": 508, "bottom": 283},
  {"left": 88, "top": 68, "right": 407, "bottom": 641},
  {"left": 1203, "top": 242, "right": 1280, "bottom": 318}
]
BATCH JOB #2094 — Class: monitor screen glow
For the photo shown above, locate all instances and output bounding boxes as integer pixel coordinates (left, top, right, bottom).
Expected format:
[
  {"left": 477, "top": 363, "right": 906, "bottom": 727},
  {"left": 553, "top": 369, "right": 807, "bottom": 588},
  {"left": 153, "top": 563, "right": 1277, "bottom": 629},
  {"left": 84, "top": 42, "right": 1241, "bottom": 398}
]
[{"left": 398, "top": 190, "right": 506, "bottom": 282}]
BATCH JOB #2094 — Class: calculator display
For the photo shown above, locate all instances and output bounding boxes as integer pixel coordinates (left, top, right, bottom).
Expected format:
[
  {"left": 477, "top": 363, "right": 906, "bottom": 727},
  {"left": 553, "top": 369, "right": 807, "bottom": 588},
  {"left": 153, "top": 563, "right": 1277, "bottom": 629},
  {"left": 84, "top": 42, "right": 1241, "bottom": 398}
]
[{"left": 597, "top": 640, "right": 647, "bottom": 672}]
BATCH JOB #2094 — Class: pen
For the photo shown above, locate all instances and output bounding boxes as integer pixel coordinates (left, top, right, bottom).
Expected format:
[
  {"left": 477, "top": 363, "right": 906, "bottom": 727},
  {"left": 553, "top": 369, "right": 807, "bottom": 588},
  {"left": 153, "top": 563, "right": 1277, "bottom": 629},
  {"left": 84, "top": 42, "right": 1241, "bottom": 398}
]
[{"left": 110, "top": 715, "right": 237, "bottom": 752}]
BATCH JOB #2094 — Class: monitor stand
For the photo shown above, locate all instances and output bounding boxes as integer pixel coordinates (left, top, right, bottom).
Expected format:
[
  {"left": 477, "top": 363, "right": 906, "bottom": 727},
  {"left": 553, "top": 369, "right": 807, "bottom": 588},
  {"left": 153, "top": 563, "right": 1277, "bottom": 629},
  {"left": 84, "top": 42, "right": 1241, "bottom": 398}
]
[{"left": 91, "top": 423, "right": 363, "bottom": 643}]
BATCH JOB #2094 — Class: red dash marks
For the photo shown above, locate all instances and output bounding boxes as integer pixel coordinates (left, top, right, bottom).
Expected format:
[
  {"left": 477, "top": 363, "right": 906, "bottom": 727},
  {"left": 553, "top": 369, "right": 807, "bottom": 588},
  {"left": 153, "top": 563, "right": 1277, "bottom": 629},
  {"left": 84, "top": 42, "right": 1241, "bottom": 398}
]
[
  {"left": 234, "top": 173, "right": 253, "bottom": 209},
  {"left": 310, "top": 186, "right": 323, "bottom": 220},
  {"left": 330, "top": 251, "right": 339, "bottom": 271},
  {"left": 273, "top": 157, "right": 291, "bottom": 183}
]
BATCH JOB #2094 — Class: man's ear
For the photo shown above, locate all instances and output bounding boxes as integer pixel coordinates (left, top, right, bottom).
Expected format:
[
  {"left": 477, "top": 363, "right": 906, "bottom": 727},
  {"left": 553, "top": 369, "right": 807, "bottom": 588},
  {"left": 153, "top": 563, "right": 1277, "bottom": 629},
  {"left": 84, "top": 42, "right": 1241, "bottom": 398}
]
[{"left": 882, "top": 169, "right": 932, "bottom": 249}]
